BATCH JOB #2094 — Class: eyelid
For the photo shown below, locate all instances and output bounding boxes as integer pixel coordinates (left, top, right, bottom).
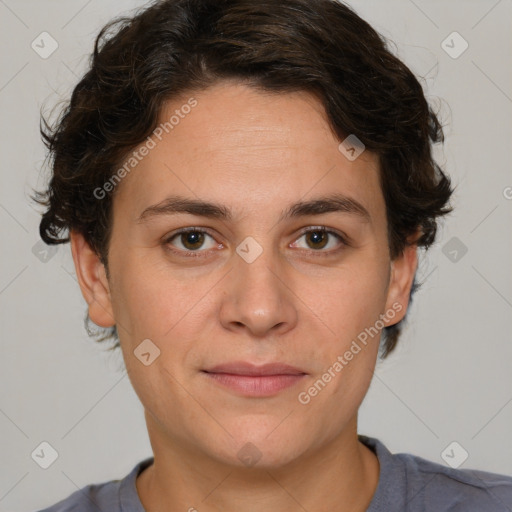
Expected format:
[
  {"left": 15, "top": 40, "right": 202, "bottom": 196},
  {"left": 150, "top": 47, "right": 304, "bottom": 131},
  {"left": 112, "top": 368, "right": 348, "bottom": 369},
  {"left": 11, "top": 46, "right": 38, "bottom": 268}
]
[{"left": 295, "top": 225, "right": 348, "bottom": 243}]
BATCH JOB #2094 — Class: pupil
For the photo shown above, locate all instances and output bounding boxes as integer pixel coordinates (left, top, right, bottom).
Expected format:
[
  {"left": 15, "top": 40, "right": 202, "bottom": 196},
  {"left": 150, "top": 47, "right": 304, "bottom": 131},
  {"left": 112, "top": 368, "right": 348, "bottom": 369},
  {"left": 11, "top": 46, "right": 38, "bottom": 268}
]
[
  {"left": 183, "top": 231, "right": 204, "bottom": 250},
  {"left": 308, "top": 231, "right": 327, "bottom": 249}
]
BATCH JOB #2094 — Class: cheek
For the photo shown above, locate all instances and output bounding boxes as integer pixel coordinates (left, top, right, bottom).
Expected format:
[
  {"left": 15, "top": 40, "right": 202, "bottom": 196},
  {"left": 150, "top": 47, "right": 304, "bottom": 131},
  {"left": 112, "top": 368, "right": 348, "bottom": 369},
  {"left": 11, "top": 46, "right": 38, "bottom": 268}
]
[
  {"left": 109, "top": 252, "right": 220, "bottom": 362},
  {"left": 313, "top": 259, "right": 390, "bottom": 343},
  {"left": 109, "top": 267, "right": 170, "bottom": 340},
  {"left": 297, "top": 266, "right": 388, "bottom": 424}
]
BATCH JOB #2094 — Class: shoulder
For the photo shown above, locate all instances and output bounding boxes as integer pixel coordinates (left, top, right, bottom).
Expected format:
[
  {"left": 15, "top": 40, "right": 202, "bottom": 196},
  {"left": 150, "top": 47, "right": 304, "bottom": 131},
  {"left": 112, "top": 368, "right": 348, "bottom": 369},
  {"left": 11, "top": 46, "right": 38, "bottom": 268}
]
[
  {"left": 395, "top": 448, "right": 512, "bottom": 511},
  {"left": 34, "top": 480, "right": 120, "bottom": 512},
  {"left": 360, "top": 435, "right": 512, "bottom": 512},
  {"left": 34, "top": 457, "right": 153, "bottom": 512}
]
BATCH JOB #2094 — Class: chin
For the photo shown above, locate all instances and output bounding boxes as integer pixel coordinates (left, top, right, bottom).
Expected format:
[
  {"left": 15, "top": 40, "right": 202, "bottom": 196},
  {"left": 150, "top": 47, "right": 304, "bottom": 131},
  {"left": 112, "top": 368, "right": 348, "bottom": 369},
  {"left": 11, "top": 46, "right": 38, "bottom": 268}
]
[{"left": 204, "top": 419, "right": 310, "bottom": 469}]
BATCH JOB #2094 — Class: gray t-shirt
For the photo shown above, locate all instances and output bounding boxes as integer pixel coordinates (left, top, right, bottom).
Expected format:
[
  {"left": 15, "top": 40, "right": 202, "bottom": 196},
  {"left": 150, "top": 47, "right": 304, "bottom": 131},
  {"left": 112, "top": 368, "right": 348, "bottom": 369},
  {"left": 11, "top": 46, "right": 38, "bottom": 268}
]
[{"left": 36, "top": 435, "right": 512, "bottom": 511}]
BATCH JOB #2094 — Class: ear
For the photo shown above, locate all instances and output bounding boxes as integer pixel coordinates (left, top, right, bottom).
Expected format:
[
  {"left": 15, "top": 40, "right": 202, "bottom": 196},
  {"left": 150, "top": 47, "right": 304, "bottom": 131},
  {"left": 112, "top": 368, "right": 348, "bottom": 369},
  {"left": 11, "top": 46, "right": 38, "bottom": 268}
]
[
  {"left": 70, "top": 230, "right": 115, "bottom": 328},
  {"left": 383, "top": 238, "right": 419, "bottom": 327}
]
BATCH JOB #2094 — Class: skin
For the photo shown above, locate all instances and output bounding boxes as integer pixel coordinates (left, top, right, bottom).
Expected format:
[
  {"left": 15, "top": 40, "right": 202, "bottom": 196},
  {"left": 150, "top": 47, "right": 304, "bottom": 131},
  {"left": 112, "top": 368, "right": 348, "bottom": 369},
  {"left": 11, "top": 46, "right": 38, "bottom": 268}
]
[{"left": 70, "top": 80, "right": 418, "bottom": 511}]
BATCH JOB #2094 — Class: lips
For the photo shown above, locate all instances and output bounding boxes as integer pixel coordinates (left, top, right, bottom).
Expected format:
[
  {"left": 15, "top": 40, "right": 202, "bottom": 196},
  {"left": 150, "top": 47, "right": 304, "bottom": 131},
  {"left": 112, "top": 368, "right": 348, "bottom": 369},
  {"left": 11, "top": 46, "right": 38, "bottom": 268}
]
[
  {"left": 203, "top": 361, "right": 307, "bottom": 376},
  {"left": 202, "top": 361, "right": 307, "bottom": 397}
]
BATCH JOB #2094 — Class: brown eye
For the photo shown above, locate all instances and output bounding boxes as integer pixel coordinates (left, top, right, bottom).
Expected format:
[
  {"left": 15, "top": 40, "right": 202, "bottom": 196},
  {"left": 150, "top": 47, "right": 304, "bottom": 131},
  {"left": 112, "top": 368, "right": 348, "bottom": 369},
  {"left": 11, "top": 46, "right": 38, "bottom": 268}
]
[
  {"left": 180, "top": 230, "right": 205, "bottom": 250},
  {"left": 304, "top": 230, "right": 329, "bottom": 250},
  {"left": 292, "top": 227, "right": 345, "bottom": 254},
  {"left": 165, "top": 229, "right": 218, "bottom": 254}
]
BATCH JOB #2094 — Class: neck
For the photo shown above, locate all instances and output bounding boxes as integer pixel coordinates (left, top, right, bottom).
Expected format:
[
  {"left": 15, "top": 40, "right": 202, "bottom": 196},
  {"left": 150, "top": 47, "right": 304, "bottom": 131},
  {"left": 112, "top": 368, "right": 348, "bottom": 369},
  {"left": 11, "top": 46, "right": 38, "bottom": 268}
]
[{"left": 136, "top": 416, "right": 380, "bottom": 512}]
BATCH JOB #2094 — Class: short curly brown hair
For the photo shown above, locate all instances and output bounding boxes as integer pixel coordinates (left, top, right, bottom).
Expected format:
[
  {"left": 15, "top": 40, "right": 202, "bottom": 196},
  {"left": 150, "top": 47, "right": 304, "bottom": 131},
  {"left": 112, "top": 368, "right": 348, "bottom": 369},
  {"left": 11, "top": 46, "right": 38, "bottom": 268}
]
[{"left": 32, "top": 0, "right": 453, "bottom": 358}]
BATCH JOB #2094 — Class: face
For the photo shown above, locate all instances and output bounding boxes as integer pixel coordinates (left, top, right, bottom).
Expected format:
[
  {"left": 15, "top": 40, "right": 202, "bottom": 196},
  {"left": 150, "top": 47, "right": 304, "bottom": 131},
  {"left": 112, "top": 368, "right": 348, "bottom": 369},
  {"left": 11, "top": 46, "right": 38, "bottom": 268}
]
[{"left": 71, "top": 81, "right": 417, "bottom": 468}]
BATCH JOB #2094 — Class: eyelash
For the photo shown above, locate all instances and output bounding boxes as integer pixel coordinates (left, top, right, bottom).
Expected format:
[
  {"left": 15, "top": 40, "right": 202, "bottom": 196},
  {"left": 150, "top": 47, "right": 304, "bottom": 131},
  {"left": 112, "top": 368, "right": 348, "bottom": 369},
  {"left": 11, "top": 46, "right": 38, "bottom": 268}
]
[{"left": 162, "top": 226, "right": 348, "bottom": 258}]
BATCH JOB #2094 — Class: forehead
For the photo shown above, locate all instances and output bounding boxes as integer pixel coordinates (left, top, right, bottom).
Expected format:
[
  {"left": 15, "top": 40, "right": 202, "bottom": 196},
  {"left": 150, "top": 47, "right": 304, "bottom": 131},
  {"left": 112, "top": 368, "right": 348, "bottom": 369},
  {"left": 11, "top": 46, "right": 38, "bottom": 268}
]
[{"left": 113, "top": 81, "right": 384, "bottom": 224}]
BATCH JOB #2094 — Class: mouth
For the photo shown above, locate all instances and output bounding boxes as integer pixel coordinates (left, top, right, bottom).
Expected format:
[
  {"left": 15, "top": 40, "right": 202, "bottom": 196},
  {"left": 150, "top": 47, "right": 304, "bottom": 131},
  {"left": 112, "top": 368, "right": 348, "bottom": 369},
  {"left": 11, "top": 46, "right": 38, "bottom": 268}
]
[{"left": 201, "top": 361, "right": 307, "bottom": 397}]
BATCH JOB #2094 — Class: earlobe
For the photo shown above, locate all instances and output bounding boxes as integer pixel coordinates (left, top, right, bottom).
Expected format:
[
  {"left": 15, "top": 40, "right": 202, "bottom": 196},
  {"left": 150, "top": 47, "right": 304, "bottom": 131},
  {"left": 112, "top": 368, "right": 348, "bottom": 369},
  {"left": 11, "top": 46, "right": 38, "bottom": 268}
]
[
  {"left": 70, "top": 230, "right": 116, "bottom": 328},
  {"left": 384, "top": 242, "right": 418, "bottom": 327}
]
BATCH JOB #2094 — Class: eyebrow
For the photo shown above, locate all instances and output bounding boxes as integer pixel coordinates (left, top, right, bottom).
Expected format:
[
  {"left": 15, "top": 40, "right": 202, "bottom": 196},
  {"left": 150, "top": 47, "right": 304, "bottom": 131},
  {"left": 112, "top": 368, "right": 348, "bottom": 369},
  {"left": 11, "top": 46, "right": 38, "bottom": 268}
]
[{"left": 136, "top": 193, "right": 371, "bottom": 224}]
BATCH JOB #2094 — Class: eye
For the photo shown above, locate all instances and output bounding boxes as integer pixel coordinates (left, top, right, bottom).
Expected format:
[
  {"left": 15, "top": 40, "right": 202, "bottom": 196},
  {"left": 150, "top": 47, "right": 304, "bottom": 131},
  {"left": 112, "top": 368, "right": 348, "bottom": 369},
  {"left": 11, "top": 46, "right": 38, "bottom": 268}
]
[
  {"left": 164, "top": 228, "right": 220, "bottom": 256},
  {"left": 163, "top": 226, "right": 347, "bottom": 258},
  {"left": 291, "top": 227, "right": 346, "bottom": 254}
]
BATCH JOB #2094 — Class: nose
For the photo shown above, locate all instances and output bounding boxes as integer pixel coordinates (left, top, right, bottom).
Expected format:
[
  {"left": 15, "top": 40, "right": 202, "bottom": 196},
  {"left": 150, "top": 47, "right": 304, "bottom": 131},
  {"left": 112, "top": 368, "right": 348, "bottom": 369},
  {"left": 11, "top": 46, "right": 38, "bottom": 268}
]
[{"left": 218, "top": 244, "right": 298, "bottom": 338}]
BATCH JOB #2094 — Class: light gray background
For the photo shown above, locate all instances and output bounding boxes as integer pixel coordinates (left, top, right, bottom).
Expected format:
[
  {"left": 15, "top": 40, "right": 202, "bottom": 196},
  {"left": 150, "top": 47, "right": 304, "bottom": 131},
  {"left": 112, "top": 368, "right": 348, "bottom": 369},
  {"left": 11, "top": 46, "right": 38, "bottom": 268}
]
[{"left": 0, "top": 0, "right": 511, "bottom": 510}]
